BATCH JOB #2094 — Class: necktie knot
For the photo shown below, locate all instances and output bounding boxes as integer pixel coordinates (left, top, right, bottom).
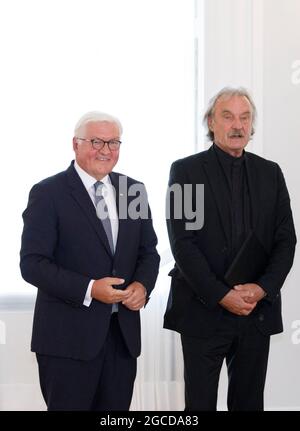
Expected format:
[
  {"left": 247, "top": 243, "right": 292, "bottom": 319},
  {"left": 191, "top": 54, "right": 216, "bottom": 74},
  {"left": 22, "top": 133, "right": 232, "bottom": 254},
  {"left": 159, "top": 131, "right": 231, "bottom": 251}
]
[{"left": 94, "top": 181, "right": 104, "bottom": 195}]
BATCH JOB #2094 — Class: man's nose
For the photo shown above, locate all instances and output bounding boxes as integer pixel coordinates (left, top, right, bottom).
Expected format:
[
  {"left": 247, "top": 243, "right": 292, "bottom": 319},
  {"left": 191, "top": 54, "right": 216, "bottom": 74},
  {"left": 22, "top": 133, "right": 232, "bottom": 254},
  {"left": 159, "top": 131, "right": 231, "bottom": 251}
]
[
  {"left": 232, "top": 117, "right": 243, "bottom": 129},
  {"left": 99, "top": 142, "right": 111, "bottom": 154}
]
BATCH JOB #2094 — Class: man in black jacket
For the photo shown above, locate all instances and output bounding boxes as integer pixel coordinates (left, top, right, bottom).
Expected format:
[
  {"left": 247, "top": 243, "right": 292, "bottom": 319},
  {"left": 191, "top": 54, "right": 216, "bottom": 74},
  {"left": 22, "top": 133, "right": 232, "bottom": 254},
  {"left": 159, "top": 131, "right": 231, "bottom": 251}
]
[{"left": 164, "top": 87, "right": 296, "bottom": 411}]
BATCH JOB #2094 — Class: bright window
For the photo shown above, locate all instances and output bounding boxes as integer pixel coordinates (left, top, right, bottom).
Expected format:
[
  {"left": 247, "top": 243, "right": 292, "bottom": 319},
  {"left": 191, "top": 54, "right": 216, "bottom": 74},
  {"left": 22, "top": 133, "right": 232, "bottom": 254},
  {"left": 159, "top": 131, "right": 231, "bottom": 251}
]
[{"left": 0, "top": 0, "right": 203, "bottom": 299}]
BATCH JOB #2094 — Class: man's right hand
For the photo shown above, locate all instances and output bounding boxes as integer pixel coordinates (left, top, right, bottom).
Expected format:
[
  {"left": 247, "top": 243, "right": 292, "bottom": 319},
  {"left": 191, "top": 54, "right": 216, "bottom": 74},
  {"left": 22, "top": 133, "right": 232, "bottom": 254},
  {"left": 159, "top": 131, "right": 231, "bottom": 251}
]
[
  {"left": 219, "top": 289, "right": 257, "bottom": 316},
  {"left": 91, "top": 278, "right": 132, "bottom": 304}
]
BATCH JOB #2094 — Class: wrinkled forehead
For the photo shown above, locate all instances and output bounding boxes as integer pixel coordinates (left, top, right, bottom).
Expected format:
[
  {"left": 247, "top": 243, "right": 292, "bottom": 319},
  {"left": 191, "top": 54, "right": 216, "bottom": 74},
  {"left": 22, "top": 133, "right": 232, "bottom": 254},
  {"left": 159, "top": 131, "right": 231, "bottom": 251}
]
[{"left": 214, "top": 94, "right": 253, "bottom": 115}]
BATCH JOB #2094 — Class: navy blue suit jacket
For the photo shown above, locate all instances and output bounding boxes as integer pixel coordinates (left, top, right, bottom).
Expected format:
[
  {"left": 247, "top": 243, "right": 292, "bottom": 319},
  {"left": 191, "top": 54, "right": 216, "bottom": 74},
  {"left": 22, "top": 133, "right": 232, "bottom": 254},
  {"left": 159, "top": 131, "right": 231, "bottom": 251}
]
[{"left": 20, "top": 162, "right": 160, "bottom": 360}]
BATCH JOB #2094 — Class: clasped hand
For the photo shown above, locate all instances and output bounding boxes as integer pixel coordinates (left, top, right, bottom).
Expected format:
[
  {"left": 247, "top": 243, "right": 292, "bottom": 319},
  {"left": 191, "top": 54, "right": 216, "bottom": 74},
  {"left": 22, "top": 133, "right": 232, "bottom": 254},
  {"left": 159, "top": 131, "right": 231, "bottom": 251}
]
[
  {"left": 219, "top": 283, "right": 266, "bottom": 316},
  {"left": 91, "top": 278, "right": 147, "bottom": 311}
]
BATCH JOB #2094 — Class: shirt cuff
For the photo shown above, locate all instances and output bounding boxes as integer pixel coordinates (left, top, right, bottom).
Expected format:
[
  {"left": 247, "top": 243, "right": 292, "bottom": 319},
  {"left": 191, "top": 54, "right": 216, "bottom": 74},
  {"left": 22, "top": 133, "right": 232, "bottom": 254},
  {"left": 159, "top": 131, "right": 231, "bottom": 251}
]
[{"left": 83, "top": 279, "right": 94, "bottom": 307}]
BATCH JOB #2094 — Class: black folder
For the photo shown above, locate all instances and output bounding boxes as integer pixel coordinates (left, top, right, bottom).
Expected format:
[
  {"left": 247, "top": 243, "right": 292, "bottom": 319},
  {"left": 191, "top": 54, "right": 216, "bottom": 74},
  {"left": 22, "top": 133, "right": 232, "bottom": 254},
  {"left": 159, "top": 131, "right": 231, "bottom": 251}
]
[{"left": 224, "top": 231, "right": 269, "bottom": 287}]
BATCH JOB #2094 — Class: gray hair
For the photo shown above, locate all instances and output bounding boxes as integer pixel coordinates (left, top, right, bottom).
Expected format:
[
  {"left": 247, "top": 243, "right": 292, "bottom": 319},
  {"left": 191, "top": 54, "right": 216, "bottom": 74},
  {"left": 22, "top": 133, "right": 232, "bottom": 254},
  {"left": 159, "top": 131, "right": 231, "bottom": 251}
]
[
  {"left": 74, "top": 111, "right": 123, "bottom": 137},
  {"left": 203, "top": 87, "right": 257, "bottom": 141}
]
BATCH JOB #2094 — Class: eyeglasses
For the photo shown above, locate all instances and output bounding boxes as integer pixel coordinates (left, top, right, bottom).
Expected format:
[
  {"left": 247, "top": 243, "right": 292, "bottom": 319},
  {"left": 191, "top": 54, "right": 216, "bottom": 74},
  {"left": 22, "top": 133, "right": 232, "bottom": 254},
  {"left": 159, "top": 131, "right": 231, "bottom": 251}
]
[{"left": 76, "top": 137, "right": 121, "bottom": 151}]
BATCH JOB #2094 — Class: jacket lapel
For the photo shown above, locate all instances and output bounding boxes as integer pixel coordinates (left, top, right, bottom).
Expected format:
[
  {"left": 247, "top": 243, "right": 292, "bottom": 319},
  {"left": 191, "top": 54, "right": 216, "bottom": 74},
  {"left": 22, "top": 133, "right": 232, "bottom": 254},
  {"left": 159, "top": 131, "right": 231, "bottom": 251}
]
[
  {"left": 203, "top": 146, "right": 232, "bottom": 246},
  {"left": 66, "top": 163, "right": 113, "bottom": 257}
]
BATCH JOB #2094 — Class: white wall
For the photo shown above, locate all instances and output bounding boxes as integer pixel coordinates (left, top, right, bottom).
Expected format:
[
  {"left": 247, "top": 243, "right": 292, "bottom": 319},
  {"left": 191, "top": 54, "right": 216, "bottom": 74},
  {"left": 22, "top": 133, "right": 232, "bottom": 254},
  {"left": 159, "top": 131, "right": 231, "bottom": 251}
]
[
  {"left": 0, "top": 310, "right": 44, "bottom": 410},
  {"left": 204, "top": 0, "right": 300, "bottom": 409},
  {"left": 263, "top": 0, "right": 300, "bottom": 408}
]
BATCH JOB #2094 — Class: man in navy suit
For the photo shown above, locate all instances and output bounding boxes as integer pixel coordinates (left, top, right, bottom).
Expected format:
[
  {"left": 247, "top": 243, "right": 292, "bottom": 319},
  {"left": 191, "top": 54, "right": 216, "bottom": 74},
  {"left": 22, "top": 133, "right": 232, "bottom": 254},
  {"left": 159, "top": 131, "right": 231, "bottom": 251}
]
[
  {"left": 164, "top": 88, "right": 296, "bottom": 410},
  {"left": 20, "top": 111, "right": 160, "bottom": 410}
]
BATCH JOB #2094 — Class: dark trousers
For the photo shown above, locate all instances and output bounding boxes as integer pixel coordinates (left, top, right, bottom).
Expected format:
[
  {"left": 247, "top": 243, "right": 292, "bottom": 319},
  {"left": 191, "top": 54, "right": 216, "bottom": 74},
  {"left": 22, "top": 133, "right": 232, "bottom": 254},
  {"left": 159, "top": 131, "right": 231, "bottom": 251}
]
[
  {"left": 36, "top": 314, "right": 137, "bottom": 411},
  {"left": 181, "top": 311, "right": 270, "bottom": 411}
]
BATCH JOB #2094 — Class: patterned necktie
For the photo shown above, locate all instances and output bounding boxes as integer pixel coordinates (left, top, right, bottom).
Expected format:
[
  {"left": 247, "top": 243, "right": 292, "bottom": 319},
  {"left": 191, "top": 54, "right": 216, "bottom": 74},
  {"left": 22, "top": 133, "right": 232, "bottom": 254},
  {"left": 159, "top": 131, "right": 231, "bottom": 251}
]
[{"left": 94, "top": 181, "right": 114, "bottom": 254}]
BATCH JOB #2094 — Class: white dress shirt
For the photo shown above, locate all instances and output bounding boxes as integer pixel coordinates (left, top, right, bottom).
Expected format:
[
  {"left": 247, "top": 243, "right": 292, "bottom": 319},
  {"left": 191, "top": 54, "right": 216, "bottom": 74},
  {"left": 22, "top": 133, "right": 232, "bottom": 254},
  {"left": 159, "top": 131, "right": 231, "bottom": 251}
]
[{"left": 74, "top": 161, "right": 119, "bottom": 307}]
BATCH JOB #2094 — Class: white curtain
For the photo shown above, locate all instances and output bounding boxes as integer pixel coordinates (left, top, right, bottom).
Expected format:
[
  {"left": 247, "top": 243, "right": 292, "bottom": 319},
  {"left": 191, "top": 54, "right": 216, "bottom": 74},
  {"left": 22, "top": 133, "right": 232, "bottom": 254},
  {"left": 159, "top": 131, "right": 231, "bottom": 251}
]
[{"left": 131, "top": 260, "right": 185, "bottom": 411}]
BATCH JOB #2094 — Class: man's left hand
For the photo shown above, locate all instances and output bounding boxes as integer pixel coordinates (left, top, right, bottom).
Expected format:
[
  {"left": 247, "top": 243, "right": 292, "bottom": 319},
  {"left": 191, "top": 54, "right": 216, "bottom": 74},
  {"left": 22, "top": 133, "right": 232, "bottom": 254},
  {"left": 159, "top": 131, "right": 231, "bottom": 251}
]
[
  {"left": 234, "top": 283, "right": 266, "bottom": 303},
  {"left": 122, "top": 281, "right": 147, "bottom": 311}
]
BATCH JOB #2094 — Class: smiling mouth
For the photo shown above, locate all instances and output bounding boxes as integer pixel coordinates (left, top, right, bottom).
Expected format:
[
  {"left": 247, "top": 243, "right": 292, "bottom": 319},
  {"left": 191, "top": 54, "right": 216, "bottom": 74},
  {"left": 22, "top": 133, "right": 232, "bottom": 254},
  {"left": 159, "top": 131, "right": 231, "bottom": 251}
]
[{"left": 96, "top": 157, "right": 110, "bottom": 161}]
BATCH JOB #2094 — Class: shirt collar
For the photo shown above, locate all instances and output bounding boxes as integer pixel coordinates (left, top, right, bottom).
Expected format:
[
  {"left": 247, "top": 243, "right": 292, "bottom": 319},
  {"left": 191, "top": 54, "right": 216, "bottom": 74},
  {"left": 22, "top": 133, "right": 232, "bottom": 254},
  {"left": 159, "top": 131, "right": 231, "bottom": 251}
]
[
  {"left": 213, "top": 143, "right": 245, "bottom": 166},
  {"left": 74, "top": 160, "right": 110, "bottom": 191}
]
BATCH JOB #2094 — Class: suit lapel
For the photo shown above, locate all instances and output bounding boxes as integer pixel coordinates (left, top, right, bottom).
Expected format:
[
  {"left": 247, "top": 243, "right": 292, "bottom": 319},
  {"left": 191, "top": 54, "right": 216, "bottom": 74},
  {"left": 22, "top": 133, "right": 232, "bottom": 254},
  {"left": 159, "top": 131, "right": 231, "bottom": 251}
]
[
  {"left": 203, "top": 146, "right": 232, "bottom": 246},
  {"left": 245, "top": 153, "right": 259, "bottom": 229},
  {"left": 66, "top": 163, "right": 113, "bottom": 257}
]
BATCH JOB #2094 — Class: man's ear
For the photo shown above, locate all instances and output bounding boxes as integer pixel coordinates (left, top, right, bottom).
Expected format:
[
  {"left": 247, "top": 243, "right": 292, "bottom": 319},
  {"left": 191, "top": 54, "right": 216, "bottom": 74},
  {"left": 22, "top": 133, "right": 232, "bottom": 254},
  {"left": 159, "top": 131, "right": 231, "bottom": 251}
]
[
  {"left": 72, "top": 137, "right": 78, "bottom": 151},
  {"left": 208, "top": 116, "right": 214, "bottom": 131}
]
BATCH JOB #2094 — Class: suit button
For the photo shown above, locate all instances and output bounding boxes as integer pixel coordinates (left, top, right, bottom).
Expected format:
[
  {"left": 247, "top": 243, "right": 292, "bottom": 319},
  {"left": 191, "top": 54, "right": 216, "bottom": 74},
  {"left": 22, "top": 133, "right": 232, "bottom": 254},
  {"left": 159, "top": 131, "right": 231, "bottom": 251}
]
[
  {"left": 258, "top": 314, "right": 264, "bottom": 322},
  {"left": 112, "top": 269, "right": 117, "bottom": 276},
  {"left": 222, "top": 246, "right": 228, "bottom": 253}
]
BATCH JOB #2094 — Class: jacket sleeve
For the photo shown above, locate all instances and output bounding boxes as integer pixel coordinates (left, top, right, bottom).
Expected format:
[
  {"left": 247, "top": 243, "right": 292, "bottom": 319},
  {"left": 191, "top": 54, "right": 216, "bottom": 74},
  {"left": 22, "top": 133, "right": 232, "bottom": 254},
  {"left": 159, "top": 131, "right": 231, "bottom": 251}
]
[
  {"left": 167, "top": 161, "right": 230, "bottom": 309},
  {"left": 257, "top": 165, "right": 297, "bottom": 302},
  {"left": 20, "top": 183, "right": 90, "bottom": 306}
]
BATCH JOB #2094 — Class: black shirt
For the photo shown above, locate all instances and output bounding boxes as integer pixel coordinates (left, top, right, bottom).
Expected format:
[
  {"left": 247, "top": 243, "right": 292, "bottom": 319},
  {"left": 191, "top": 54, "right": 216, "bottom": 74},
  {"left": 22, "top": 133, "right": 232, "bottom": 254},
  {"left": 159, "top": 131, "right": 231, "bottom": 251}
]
[{"left": 213, "top": 143, "right": 252, "bottom": 262}]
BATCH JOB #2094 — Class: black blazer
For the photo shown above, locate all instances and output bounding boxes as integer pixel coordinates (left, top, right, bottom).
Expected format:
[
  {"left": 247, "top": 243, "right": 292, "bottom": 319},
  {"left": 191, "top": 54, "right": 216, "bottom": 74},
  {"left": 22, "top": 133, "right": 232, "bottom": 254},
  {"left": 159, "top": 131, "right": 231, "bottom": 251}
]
[
  {"left": 20, "top": 162, "right": 160, "bottom": 360},
  {"left": 164, "top": 145, "right": 296, "bottom": 337}
]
